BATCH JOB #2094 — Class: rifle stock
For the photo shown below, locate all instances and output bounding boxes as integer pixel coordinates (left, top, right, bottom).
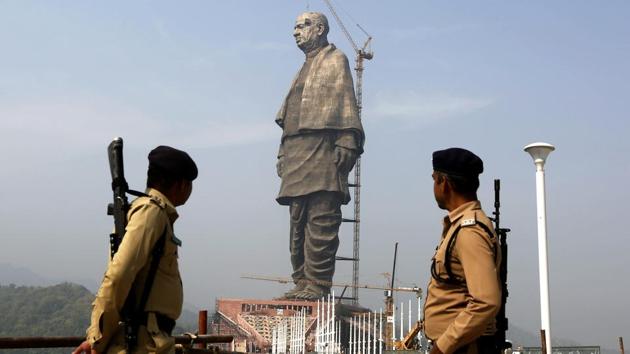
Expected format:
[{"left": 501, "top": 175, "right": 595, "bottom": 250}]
[
  {"left": 493, "top": 179, "right": 511, "bottom": 351},
  {"left": 107, "top": 137, "right": 130, "bottom": 259}
]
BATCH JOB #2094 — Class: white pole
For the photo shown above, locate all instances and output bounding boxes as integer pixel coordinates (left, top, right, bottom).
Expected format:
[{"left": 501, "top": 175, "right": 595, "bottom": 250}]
[
  {"left": 327, "top": 294, "right": 332, "bottom": 354},
  {"left": 408, "top": 299, "right": 412, "bottom": 337},
  {"left": 392, "top": 303, "right": 396, "bottom": 346},
  {"left": 417, "top": 295, "right": 423, "bottom": 347},
  {"left": 400, "top": 302, "right": 404, "bottom": 341},
  {"left": 356, "top": 316, "right": 359, "bottom": 354},
  {"left": 361, "top": 313, "right": 365, "bottom": 354},
  {"left": 367, "top": 312, "right": 371, "bottom": 354},
  {"left": 417, "top": 295, "right": 421, "bottom": 322},
  {"left": 303, "top": 310, "right": 306, "bottom": 354},
  {"left": 339, "top": 321, "right": 342, "bottom": 354},
  {"left": 524, "top": 142, "right": 555, "bottom": 354},
  {"left": 373, "top": 312, "right": 377, "bottom": 354},
  {"left": 338, "top": 321, "right": 341, "bottom": 353},
  {"left": 356, "top": 315, "right": 360, "bottom": 354},
  {"left": 332, "top": 291, "right": 336, "bottom": 354},
  {"left": 306, "top": 311, "right": 308, "bottom": 354},
  {"left": 350, "top": 316, "right": 354, "bottom": 354},
  {"left": 317, "top": 300, "right": 320, "bottom": 353},
  {"left": 379, "top": 309, "right": 383, "bottom": 354},
  {"left": 293, "top": 316, "right": 295, "bottom": 354}
]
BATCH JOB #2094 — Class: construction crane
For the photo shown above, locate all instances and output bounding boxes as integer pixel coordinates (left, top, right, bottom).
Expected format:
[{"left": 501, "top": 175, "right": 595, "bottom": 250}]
[
  {"left": 321, "top": 0, "right": 374, "bottom": 307},
  {"left": 240, "top": 274, "right": 418, "bottom": 295},
  {"left": 381, "top": 242, "right": 424, "bottom": 351}
]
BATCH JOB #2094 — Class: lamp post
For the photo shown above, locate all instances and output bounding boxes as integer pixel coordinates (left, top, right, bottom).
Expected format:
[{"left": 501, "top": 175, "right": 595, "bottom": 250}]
[{"left": 524, "top": 142, "right": 555, "bottom": 354}]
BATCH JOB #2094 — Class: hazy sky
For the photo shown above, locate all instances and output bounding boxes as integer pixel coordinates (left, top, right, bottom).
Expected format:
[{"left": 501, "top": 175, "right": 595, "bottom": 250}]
[{"left": 1, "top": 0, "right": 628, "bottom": 348}]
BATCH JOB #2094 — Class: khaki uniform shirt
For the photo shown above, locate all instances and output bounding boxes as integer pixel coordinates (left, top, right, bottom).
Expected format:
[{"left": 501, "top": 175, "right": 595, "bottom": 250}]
[
  {"left": 424, "top": 201, "right": 501, "bottom": 354},
  {"left": 87, "top": 188, "right": 183, "bottom": 353}
]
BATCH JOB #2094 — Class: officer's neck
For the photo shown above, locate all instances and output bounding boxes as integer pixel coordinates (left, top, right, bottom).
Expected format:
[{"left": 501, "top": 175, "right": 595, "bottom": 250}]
[
  {"left": 158, "top": 182, "right": 189, "bottom": 207},
  {"left": 444, "top": 194, "right": 477, "bottom": 212}
]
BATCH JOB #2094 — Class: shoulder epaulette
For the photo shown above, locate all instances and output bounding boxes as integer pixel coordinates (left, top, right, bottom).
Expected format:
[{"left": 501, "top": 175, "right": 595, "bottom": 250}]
[
  {"left": 460, "top": 211, "right": 477, "bottom": 227},
  {"left": 147, "top": 195, "right": 167, "bottom": 209}
]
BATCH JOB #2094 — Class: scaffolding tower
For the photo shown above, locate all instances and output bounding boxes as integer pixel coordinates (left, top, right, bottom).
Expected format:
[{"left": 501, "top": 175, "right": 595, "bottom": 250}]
[{"left": 322, "top": 0, "right": 373, "bottom": 305}]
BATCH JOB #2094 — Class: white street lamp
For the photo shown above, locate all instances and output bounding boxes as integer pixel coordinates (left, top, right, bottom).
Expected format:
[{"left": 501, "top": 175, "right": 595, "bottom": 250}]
[{"left": 524, "top": 142, "right": 555, "bottom": 354}]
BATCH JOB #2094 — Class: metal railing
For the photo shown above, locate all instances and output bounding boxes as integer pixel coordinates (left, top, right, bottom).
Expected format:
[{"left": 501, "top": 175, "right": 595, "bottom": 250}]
[{"left": 0, "top": 310, "right": 234, "bottom": 353}]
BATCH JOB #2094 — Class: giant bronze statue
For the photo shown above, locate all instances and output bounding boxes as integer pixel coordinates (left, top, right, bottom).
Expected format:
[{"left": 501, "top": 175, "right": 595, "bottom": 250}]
[{"left": 275, "top": 12, "right": 365, "bottom": 300}]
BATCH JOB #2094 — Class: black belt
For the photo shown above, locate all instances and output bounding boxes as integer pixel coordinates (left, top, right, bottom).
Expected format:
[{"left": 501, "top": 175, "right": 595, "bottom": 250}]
[{"left": 141, "top": 312, "right": 176, "bottom": 335}]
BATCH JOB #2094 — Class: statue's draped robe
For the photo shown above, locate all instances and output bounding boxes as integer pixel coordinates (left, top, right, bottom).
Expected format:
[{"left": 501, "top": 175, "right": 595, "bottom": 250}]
[{"left": 276, "top": 44, "right": 365, "bottom": 206}]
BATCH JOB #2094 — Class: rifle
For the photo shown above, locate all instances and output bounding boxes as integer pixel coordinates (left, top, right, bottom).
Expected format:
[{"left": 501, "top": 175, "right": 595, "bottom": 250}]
[
  {"left": 106, "top": 137, "right": 148, "bottom": 351},
  {"left": 491, "top": 179, "right": 511, "bottom": 353}
]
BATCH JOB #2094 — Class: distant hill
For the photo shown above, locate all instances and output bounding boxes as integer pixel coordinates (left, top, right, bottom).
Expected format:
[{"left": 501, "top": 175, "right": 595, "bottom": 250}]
[
  {"left": 0, "top": 282, "right": 93, "bottom": 354},
  {"left": 0, "top": 282, "right": 199, "bottom": 353},
  {"left": 507, "top": 323, "right": 580, "bottom": 347}
]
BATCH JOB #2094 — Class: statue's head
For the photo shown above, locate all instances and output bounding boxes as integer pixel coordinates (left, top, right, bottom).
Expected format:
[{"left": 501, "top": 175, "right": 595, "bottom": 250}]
[{"left": 293, "top": 12, "right": 329, "bottom": 53}]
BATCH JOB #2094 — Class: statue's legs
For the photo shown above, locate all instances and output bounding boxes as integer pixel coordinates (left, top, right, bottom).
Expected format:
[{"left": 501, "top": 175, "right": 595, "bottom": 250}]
[
  {"left": 299, "top": 191, "right": 341, "bottom": 299},
  {"left": 285, "top": 192, "right": 342, "bottom": 300},
  {"left": 285, "top": 198, "right": 308, "bottom": 298}
]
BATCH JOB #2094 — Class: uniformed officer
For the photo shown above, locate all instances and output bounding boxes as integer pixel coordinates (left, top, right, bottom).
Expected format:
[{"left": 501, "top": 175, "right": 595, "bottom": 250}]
[
  {"left": 73, "top": 145, "right": 197, "bottom": 354},
  {"left": 424, "top": 148, "right": 502, "bottom": 354}
]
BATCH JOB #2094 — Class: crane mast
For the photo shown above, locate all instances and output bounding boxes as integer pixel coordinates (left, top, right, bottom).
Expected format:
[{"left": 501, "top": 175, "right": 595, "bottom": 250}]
[{"left": 322, "top": 0, "right": 373, "bottom": 307}]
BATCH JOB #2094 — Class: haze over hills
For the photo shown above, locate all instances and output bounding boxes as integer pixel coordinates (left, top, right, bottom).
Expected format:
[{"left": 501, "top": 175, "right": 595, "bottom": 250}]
[{"left": 0, "top": 262, "right": 100, "bottom": 293}]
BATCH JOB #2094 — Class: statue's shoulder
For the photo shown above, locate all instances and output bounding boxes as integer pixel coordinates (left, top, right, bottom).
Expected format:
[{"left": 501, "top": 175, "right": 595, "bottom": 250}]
[{"left": 324, "top": 44, "right": 350, "bottom": 63}]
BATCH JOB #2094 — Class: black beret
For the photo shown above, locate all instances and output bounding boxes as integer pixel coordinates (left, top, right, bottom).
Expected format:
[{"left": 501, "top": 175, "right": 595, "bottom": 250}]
[
  {"left": 148, "top": 145, "right": 198, "bottom": 181},
  {"left": 432, "top": 147, "right": 483, "bottom": 177}
]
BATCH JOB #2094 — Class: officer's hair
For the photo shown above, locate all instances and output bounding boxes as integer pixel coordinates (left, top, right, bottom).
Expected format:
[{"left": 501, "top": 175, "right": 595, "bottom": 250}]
[
  {"left": 147, "top": 167, "right": 180, "bottom": 190},
  {"left": 436, "top": 171, "right": 480, "bottom": 195},
  {"left": 304, "top": 12, "right": 329, "bottom": 38}
]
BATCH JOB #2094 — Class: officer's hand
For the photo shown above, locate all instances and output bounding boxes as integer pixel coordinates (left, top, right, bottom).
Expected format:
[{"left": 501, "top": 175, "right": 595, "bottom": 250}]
[
  {"left": 71, "top": 340, "right": 97, "bottom": 354},
  {"left": 429, "top": 343, "right": 443, "bottom": 354},
  {"left": 334, "top": 146, "right": 357, "bottom": 175},
  {"left": 276, "top": 157, "right": 285, "bottom": 177}
]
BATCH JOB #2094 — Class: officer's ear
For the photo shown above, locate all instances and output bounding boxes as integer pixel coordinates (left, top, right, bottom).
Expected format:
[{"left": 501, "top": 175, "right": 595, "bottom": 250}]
[
  {"left": 433, "top": 172, "right": 446, "bottom": 185},
  {"left": 441, "top": 175, "right": 454, "bottom": 193}
]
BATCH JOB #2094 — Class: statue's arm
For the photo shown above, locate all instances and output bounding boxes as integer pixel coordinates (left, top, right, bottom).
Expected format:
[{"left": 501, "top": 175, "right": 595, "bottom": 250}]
[
  {"left": 334, "top": 131, "right": 359, "bottom": 175},
  {"left": 335, "top": 131, "right": 359, "bottom": 151},
  {"left": 276, "top": 141, "right": 285, "bottom": 177}
]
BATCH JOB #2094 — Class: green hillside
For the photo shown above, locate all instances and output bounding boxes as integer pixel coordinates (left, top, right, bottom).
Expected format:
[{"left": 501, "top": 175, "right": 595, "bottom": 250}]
[
  {"left": 0, "top": 282, "right": 93, "bottom": 353},
  {"left": 0, "top": 282, "right": 200, "bottom": 354}
]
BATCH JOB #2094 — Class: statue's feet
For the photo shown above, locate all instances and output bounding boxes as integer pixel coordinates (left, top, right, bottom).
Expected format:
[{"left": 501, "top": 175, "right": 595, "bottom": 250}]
[
  {"left": 279, "top": 282, "right": 307, "bottom": 299},
  {"left": 293, "top": 285, "right": 330, "bottom": 301}
]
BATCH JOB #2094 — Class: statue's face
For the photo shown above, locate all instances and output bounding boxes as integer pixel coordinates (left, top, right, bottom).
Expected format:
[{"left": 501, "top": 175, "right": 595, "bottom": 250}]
[{"left": 293, "top": 14, "right": 323, "bottom": 52}]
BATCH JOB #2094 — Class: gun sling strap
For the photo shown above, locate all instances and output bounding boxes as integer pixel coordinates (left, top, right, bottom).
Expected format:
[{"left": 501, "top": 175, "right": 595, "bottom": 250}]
[
  {"left": 121, "top": 225, "right": 169, "bottom": 350},
  {"left": 123, "top": 190, "right": 168, "bottom": 317},
  {"left": 431, "top": 222, "right": 497, "bottom": 285}
]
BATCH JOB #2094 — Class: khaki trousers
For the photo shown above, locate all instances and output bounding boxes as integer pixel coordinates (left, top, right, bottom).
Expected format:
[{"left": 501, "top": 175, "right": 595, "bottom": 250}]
[{"left": 105, "top": 313, "right": 175, "bottom": 354}]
